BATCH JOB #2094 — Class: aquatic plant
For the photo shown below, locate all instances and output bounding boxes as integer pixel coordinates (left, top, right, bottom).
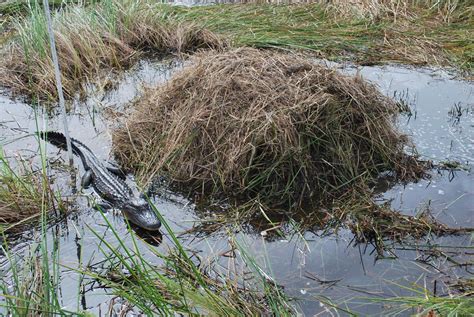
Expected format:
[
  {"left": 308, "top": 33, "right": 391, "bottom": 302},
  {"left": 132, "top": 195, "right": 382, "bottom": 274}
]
[
  {"left": 0, "top": 236, "right": 77, "bottom": 316},
  {"left": 365, "top": 280, "right": 474, "bottom": 316},
  {"left": 0, "top": 133, "right": 71, "bottom": 315}
]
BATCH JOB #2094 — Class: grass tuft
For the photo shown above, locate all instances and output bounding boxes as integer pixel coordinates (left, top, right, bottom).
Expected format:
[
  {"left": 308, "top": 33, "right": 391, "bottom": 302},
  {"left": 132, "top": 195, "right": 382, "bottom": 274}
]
[
  {"left": 0, "top": 147, "right": 64, "bottom": 232},
  {"left": 0, "top": 0, "right": 224, "bottom": 102}
]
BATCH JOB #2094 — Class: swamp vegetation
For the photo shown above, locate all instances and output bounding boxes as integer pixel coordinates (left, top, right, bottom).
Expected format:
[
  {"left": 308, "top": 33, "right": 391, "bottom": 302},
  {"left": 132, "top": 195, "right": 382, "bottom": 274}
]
[
  {"left": 0, "top": 0, "right": 472, "bottom": 101},
  {"left": 0, "top": 0, "right": 473, "bottom": 316}
]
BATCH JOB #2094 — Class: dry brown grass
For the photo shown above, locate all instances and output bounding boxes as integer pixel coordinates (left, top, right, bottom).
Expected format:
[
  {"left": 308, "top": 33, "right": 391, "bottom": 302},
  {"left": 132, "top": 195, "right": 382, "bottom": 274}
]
[
  {"left": 217, "top": 0, "right": 468, "bottom": 23},
  {"left": 1, "top": 0, "right": 470, "bottom": 102},
  {"left": 0, "top": 2, "right": 224, "bottom": 102},
  {"left": 328, "top": 0, "right": 470, "bottom": 22},
  {"left": 0, "top": 152, "right": 63, "bottom": 231},
  {"left": 113, "top": 48, "right": 424, "bottom": 210}
]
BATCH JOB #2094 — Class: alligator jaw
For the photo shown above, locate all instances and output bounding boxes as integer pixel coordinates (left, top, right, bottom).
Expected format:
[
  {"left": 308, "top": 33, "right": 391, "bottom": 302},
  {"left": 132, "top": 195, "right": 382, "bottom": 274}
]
[{"left": 121, "top": 198, "right": 162, "bottom": 231}]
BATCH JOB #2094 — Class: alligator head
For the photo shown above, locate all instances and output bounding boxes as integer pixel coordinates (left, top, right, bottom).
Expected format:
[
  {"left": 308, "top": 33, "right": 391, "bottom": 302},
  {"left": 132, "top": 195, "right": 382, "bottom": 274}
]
[{"left": 121, "top": 197, "right": 162, "bottom": 231}]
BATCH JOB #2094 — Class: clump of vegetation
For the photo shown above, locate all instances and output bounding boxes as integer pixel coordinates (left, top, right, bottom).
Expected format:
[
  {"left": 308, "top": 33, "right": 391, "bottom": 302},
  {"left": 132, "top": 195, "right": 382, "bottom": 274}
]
[
  {"left": 333, "top": 189, "right": 472, "bottom": 253},
  {"left": 366, "top": 280, "right": 474, "bottom": 316},
  {"left": 0, "top": 0, "right": 223, "bottom": 102},
  {"left": 113, "top": 48, "right": 424, "bottom": 210},
  {"left": 0, "top": 246, "right": 71, "bottom": 316},
  {"left": 0, "top": 148, "right": 63, "bottom": 232}
]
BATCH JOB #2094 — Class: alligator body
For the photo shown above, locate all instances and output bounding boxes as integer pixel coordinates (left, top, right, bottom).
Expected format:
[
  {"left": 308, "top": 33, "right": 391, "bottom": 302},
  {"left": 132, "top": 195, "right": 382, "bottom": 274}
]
[{"left": 40, "top": 131, "right": 161, "bottom": 231}]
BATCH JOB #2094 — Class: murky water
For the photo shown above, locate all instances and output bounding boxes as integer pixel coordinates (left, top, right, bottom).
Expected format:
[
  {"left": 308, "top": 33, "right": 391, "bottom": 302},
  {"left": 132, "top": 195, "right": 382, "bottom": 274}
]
[{"left": 0, "top": 61, "right": 472, "bottom": 315}]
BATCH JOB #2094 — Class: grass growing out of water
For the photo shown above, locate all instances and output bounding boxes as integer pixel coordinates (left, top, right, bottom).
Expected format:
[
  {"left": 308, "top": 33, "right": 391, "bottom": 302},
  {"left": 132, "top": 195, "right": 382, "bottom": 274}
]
[
  {"left": 365, "top": 281, "right": 474, "bottom": 316},
  {"left": 0, "top": 0, "right": 223, "bottom": 101},
  {"left": 0, "top": 134, "right": 72, "bottom": 315},
  {"left": 0, "top": 234, "right": 77, "bottom": 316},
  {"left": 0, "top": 146, "right": 64, "bottom": 232},
  {"left": 76, "top": 206, "right": 295, "bottom": 315},
  {"left": 1, "top": 0, "right": 472, "bottom": 102}
]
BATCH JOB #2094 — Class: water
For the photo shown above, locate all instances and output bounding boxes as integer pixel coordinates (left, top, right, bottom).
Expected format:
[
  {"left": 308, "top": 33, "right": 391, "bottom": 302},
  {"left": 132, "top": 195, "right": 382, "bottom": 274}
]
[{"left": 0, "top": 61, "right": 472, "bottom": 315}]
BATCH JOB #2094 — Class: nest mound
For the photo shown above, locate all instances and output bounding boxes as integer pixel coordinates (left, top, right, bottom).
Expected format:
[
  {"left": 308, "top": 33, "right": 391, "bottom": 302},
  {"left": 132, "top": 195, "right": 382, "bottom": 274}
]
[{"left": 113, "top": 48, "right": 421, "bottom": 208}]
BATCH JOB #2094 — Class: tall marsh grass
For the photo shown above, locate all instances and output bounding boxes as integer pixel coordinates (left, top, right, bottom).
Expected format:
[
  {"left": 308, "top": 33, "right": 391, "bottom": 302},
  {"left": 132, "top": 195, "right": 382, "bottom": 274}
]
[
  {"left": 0, "top": 130, "right": 72, "bottom": 315},
  {"left": 0, "top": 145, "right": 64, "bottom": 232},
  {"left": 171, "top": 1, "right": 472, "bottom": 72},
  {"left": 1, "top": 0, "right": 471, "bottom": 102},
  {"left": 0, "top": 0, "right": 223, "bottom": 101}
]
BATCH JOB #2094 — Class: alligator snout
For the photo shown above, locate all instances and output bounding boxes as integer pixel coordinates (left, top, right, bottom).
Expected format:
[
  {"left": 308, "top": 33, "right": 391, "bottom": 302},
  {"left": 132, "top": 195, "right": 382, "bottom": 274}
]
[{"left": 122, "top": 198, "right": 162, "bottom": 231}]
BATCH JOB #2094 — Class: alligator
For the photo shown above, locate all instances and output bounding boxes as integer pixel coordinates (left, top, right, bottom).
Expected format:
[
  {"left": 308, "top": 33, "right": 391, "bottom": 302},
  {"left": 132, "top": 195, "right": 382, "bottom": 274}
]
[{"left": 39, "top": 131, "right": 161, "bottom": 231}]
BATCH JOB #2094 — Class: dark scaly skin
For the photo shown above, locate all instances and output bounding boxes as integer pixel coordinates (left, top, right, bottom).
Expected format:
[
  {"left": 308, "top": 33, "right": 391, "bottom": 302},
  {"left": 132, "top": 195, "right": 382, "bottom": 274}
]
[{"left": 42, "top": 132, "right": 161, "bottom": 231}]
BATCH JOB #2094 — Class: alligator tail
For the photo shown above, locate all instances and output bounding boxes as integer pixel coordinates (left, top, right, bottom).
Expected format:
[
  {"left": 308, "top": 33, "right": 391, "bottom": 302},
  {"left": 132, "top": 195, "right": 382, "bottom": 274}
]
[{"left": 37, "top": 131, "right": 81, "bottom": 154}]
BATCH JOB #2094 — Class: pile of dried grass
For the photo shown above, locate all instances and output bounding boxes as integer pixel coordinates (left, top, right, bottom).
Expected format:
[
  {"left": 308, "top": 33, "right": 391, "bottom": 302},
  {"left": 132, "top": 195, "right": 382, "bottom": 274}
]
[{"left": 113, "top": 48, "right": 424, "bottom": 209}]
